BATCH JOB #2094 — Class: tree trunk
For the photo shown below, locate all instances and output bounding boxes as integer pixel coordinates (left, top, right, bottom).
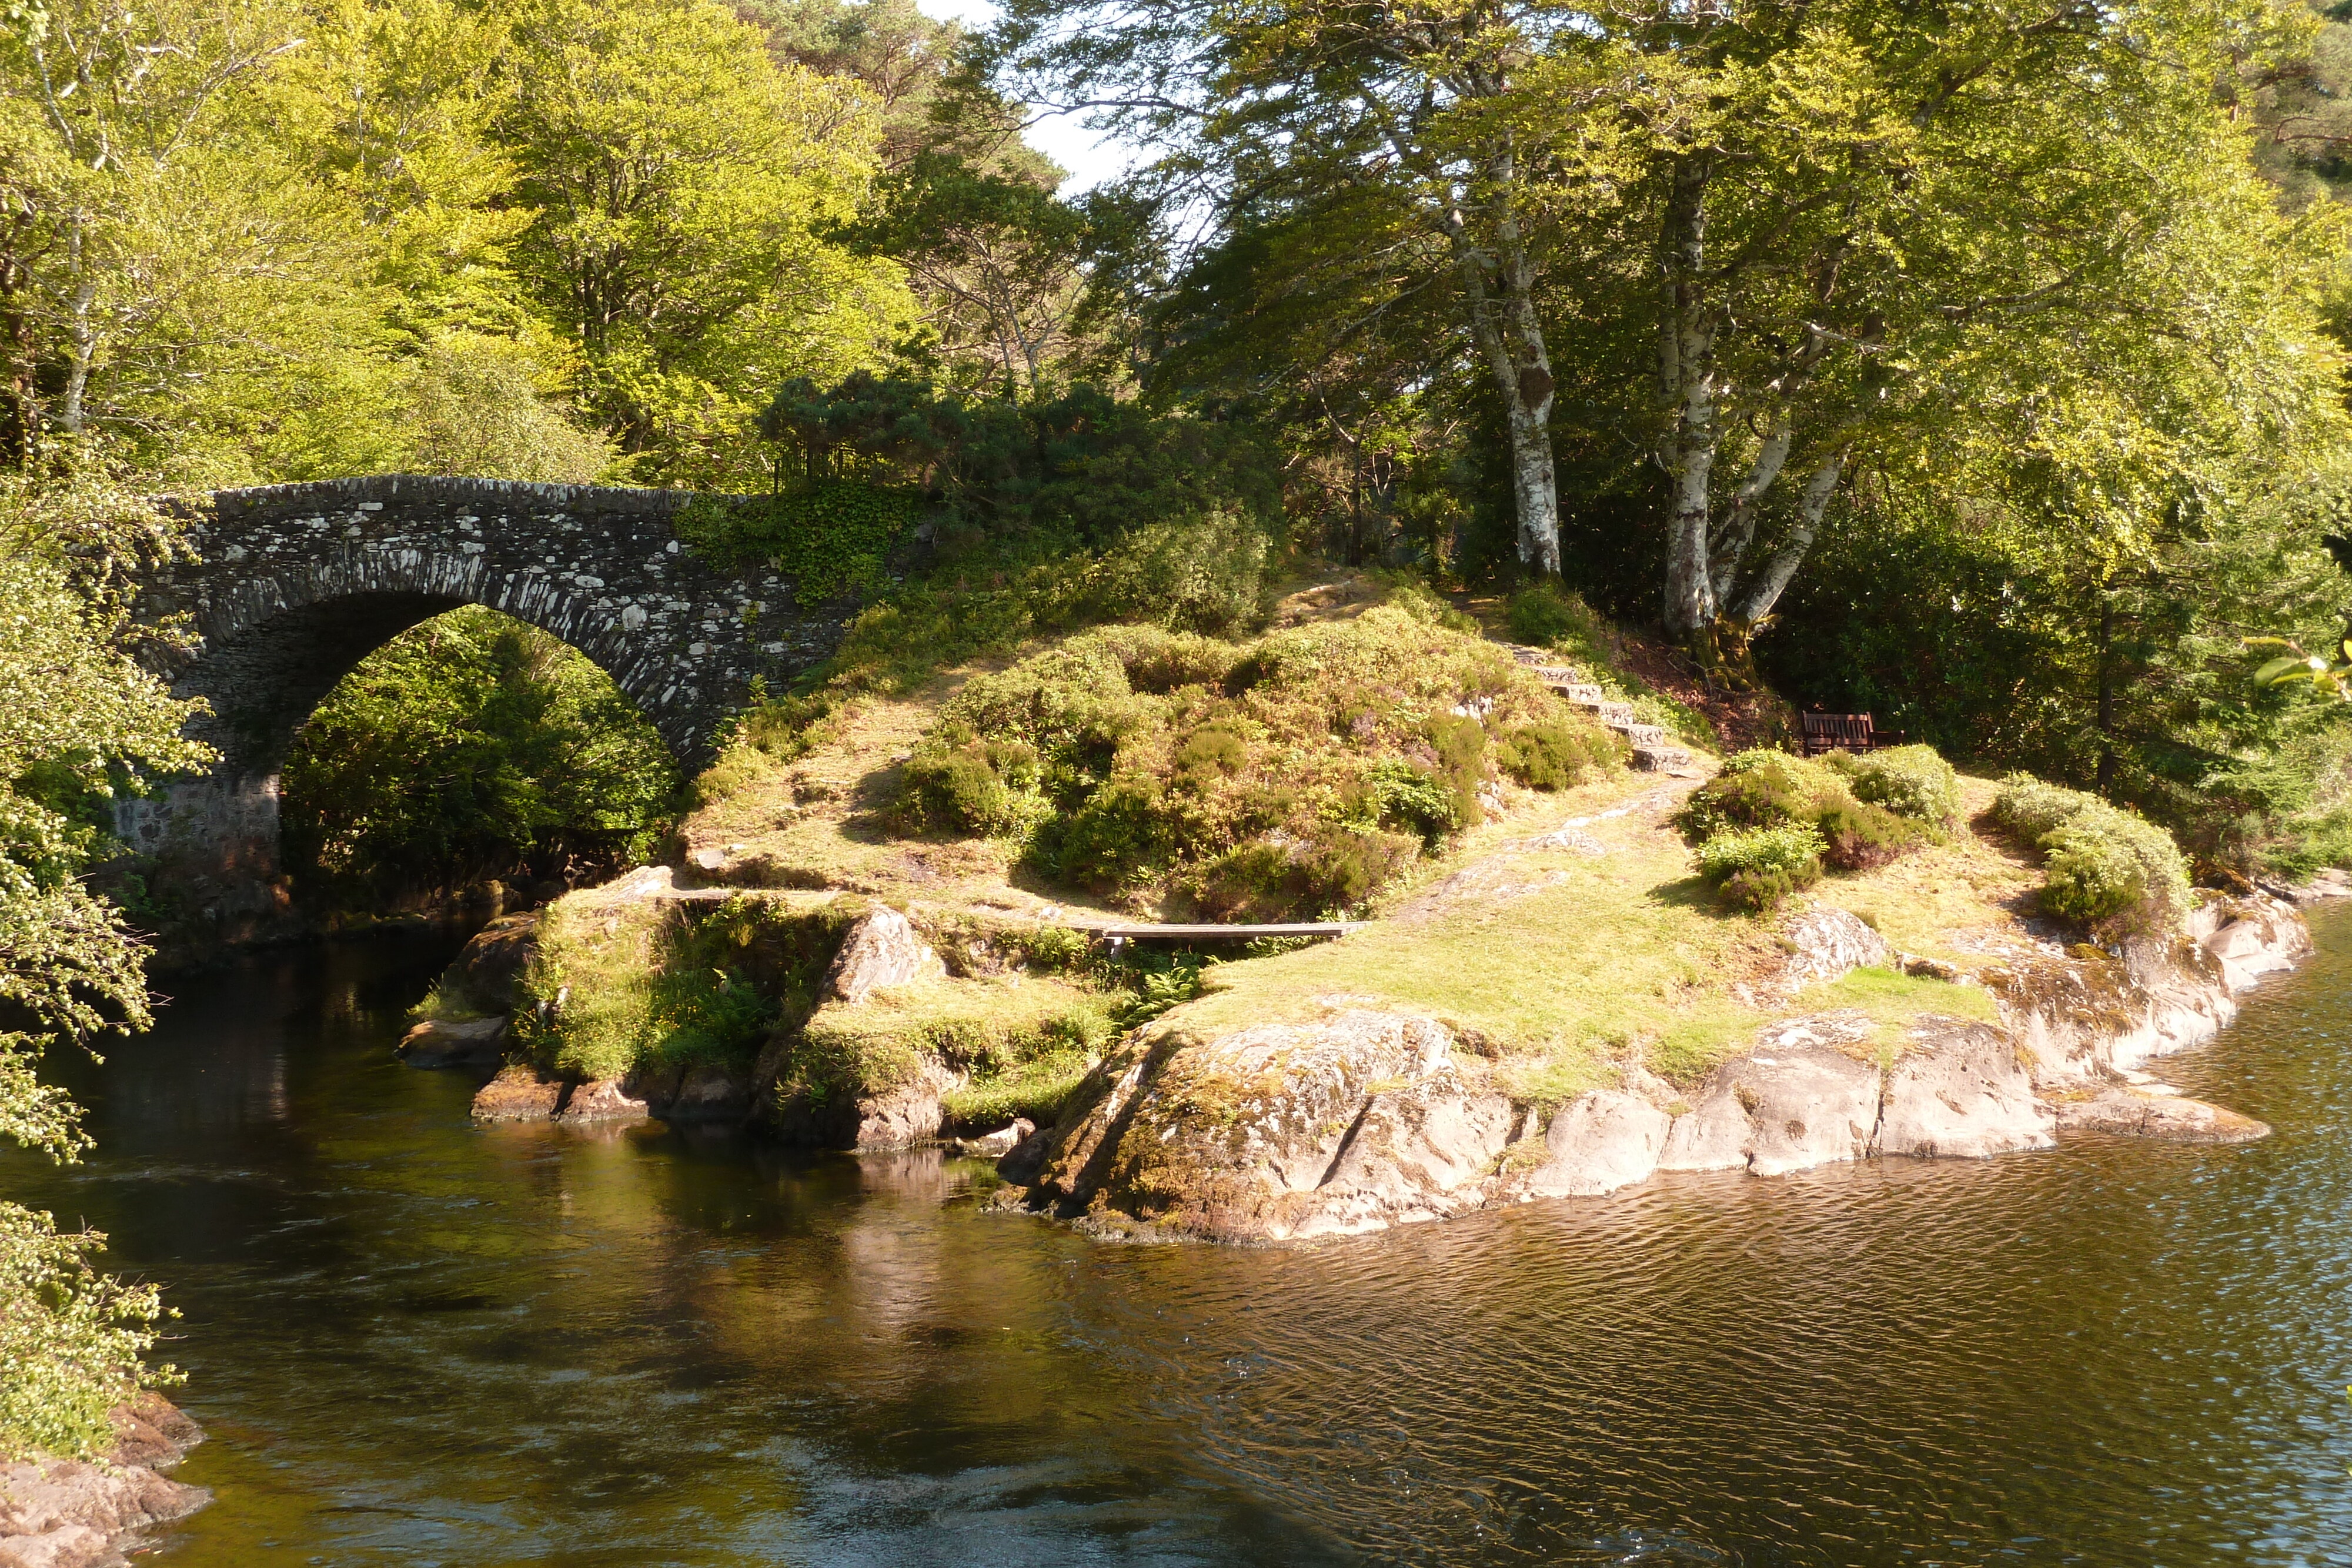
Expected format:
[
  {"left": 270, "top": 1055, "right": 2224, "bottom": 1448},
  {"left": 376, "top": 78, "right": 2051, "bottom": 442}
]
[
  {"left": 1727, "top": 446, "right": 1845, "bottom": 625},
  {"left": 2094, "top": 597, "right": 2115, "bottom": 795},
  {"left": 1659, "top": 152, "right": 1717, "bottom": 637},
  {"left": 1446, "top": 142, "right": 1559, "bottom": 576}
]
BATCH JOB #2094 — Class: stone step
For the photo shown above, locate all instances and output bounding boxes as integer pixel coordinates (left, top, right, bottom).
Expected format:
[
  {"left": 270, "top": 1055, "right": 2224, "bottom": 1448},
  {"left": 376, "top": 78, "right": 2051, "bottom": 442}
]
[
  {"left": 1527, "top": 664, "right": 1584, "bottom": 684},
  {"left": 1589, "top": 700, "right": 1636, "bottom": 726},
  {"left": 1547, "top": 680, "right": 1606, "bottom": 705},
  {"left": 1631, "top": 743, "right": 1693, "bottom": 773},
  {"left": 1615, "top": 722, "right": 1668, "bottom": 749}
]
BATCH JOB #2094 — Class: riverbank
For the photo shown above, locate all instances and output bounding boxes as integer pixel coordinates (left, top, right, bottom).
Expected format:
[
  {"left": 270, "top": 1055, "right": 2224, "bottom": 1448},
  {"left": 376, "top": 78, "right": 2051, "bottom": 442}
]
[
  {"left": 392, "top": 575, "right": 2322, "bottom": 1243},
  {"left": 0, "top": 1396, "right": 208, "bottom": 1568}
]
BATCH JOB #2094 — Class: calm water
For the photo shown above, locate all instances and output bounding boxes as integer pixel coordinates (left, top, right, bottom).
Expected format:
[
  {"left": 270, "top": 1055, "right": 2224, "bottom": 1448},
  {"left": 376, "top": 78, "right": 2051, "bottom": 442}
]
[{"left": 10, "top": 914, "right": 2352, "bottom": 1566}]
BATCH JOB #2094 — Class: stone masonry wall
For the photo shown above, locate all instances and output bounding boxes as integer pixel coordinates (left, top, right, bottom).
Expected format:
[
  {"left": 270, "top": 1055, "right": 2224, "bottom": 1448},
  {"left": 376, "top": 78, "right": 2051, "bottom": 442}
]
[{"left": 118, "top": 474, "right": 845, "bottom": 927}]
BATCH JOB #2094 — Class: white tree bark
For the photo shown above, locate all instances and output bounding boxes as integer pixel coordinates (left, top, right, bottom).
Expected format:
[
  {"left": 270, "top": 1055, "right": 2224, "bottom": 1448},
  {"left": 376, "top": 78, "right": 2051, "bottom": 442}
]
[
  {"left": 1729, "top": 446, "right": 1846, "bottom": 625},
  {"left": 1659, "top": 153, "right": 1717, "bottom": 637}
]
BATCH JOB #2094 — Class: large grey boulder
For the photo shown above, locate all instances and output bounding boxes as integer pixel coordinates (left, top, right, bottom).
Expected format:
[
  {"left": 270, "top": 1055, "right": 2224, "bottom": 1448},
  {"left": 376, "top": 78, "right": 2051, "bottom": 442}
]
[
  {"left": 1297, "top": 1076, "right": 1518, "bottom": 1237},
  {"left": 1506, "top": 1090, "right": 1672, "bottom": 1198},
  {"left": 1659, "top": 1040, "right": 1882, "bottom": 1177},
  {"left": 822, "top": 908, "right": 945, "bottom": 1004},
  {"left": 1877, "top": 1021, "right": 2054, "bottom": 1159}
]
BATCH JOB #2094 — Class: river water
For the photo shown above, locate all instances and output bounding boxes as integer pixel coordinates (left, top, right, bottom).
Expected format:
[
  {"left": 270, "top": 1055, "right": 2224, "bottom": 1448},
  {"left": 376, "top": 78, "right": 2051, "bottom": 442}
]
[{"left": 8, "top": 914, "right": 2352, "bottom": 1566}]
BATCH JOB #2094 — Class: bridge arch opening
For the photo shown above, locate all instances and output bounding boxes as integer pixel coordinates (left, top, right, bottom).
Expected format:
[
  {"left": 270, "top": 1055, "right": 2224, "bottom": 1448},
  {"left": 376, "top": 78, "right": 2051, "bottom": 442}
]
[{"left": 276, "top": 606, "right": 681, "bottom": 914}]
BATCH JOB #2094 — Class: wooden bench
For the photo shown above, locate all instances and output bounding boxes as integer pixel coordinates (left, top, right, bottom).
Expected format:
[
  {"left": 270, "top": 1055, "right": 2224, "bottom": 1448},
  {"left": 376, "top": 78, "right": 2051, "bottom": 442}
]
[{"left": 1799, "top": 711, "right": 1907, "bottom": 756}]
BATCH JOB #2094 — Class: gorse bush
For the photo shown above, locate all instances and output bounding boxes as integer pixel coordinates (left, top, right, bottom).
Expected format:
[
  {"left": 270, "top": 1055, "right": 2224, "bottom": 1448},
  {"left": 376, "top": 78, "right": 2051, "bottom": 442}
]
[
  {"left": 1991, "top": 775, "right": 2192, "bottom": 935},
  {"left": 893, "top": 597, "right": 1619, "bottom": 918}
]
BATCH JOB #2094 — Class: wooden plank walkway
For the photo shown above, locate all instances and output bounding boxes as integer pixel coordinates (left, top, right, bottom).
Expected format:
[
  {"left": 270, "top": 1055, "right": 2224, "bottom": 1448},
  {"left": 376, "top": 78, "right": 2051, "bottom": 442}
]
[{"left": 1073, "top": 921, "right": 1362, "bottom": 942}]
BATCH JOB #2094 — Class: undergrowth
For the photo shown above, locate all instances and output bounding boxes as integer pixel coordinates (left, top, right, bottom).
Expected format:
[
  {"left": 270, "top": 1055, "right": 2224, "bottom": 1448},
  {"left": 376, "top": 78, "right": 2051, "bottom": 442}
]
[{"left": 893, "top": 603, "right": 1621, "bottom": 918}]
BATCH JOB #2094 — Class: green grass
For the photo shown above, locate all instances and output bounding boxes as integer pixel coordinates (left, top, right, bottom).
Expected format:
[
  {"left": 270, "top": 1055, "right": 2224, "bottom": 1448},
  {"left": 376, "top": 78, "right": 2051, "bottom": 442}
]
[{"left": 780, "top": 974, "right": 1114, "bottom": 1105}]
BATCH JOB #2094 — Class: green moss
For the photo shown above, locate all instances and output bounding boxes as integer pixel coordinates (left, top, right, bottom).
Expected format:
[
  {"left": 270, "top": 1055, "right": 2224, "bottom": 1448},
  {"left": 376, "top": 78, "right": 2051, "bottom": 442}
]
[
  {"left": 779, "top": 975, "right": 1114, "bottom": 1107},
  {"left": 942, "top": 1054, "right": 1097, "bottom": 1131},
  {"left": 512, "top": 894, "right": 849, "bottom": 1081}
]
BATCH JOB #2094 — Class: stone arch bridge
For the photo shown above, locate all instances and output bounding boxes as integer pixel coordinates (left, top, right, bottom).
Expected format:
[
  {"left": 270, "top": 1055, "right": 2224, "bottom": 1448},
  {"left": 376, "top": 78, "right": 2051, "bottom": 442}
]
[{"left": 118, "top": 475, "right": 844, "bottom": 924}]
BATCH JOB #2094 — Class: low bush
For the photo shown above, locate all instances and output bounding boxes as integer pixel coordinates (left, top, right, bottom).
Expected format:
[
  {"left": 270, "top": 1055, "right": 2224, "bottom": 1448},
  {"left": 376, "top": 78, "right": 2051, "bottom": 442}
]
[
  {"left": 1495, "top": 723, "right": 1621, "bottom": 792},
  {"left": 1991, "top": 776, "right": 2191, "bottom": 934},
  {"left": 1822, "top": 744, "right": 1963, "bottom": 827},
  {"left": 893, "top": 599, "right": 1619, "bottom": 918},
  {"left": 1695, "top": 823, "right": 1825, "bottom": 911},
  {"left": 1676, "top": 745, "right": 1953, "bottom": 910},
  {"left": 1505, "top": 580, "right": 1613, "bottom": 647}
]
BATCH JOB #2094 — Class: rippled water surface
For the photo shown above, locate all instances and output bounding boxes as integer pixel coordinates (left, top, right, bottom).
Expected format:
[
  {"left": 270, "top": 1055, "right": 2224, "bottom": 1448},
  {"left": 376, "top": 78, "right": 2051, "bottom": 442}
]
[{"left": 11, "top": 914, "right": 2352, "bottom": 1566}]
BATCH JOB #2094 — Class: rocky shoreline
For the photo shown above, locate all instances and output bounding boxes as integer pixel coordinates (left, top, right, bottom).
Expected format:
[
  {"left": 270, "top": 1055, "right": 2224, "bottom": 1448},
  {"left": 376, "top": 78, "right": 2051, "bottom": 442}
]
[
  {"left": 405, "top": 872, "right": 2321, "bottom": 1245},
  {"left": 0, "top": 1396, "right": 209, "bottom": 1568},
  {"left": 995, "top": 892, "right": 2313, "bottom": 1242}
]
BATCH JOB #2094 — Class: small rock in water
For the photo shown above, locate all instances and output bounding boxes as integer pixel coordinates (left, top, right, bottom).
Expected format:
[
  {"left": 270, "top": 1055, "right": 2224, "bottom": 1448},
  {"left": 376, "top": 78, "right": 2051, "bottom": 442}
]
[
  {"left": 472, "top": 1065, "right": 563, "bottom": 1124},
  {"left": 951, "top": 1118, "right": 1033, "bottom": 1158},
  {"left": 397, "top": 1014, "right": 507, "bottom": 1068},
  {"left": 559, "top": 1078, "right": 650, "bottom": 1125}
]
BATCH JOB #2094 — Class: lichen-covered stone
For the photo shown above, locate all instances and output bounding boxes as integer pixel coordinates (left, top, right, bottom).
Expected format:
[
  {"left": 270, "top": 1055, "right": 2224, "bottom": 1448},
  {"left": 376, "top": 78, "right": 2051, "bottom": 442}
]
[
  {"left": 2054, "top": 1088, "right": 2270, "bottom": 1143},
  {"left": 822, "top": 908, "right": 946, "bottom": 1005},
  {"left": 472, "top": 1065, "right": 563, "bottom": 1124},
  {"left": 1506, "top": 1091, "right": 1672, "bottom": 1199},
  {"left": 1658, "top": 1040, "right": 1882, "bottom": 1178},
  {"left": 1777, "top": 908, "right": 1890, "bottom": 989}
]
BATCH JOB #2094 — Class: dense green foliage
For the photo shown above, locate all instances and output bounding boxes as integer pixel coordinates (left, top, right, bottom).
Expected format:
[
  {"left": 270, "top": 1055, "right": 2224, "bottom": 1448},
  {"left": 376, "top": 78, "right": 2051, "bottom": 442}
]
[
  {"left": 0, "top": 466, "right": 203, "bottom": 1459},
  {"left": 1991, "top": 775, "right": 2195, "bottom": 936},
  {"left": 514, "top": 895, "right": 836, "bottom": 1081},
  {"left": 896, "top": 601, "right": 1619, "bottom": 918},
  {"left": 280, "top": 609, "right": 680, "bottom": 908}
]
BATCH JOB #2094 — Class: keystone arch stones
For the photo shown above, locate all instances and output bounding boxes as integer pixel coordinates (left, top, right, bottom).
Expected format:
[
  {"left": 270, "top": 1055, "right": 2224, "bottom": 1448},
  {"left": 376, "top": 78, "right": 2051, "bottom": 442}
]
[{"left": 118, "top": 474, "right": 848, "bottom": 924}]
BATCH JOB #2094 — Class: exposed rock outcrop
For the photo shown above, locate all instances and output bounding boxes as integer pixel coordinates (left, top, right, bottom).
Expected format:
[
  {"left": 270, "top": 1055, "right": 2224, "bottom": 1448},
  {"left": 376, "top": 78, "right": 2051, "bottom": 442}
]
[
  {"left": 0, "top": 1396, "right": 208, "bottom": 1568},
  {"left": 557, "top": 1077, "right": 649, "bottom": 1125},
  {"left": 471, "top": 1065, "right": 565, "bottom": 1123},
  {"left": 1004, "top": 891, "right": 2311, "bottom": 1242},
  {"left": 766, "top": 1039, "right": 957, "bottom": 1151},
  {"left": 1875, "top": 1021, "right": 2054, "bottom": 1159}
]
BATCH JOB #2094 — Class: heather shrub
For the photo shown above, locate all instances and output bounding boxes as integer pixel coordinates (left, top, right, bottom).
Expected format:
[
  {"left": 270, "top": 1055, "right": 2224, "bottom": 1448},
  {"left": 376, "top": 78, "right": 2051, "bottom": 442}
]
[
  {"left": 1695, "top": 823, "right": 1826, "bottom": 912},
  {"left": 1824, "top": 744, "right": 1963, "bottom": 827},
  {"left": 893, "top": 602, "right": 1620, "bottom": 917},
  {"left": 1991, "top": 775, "right": 2191, "bottom": 934}
]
